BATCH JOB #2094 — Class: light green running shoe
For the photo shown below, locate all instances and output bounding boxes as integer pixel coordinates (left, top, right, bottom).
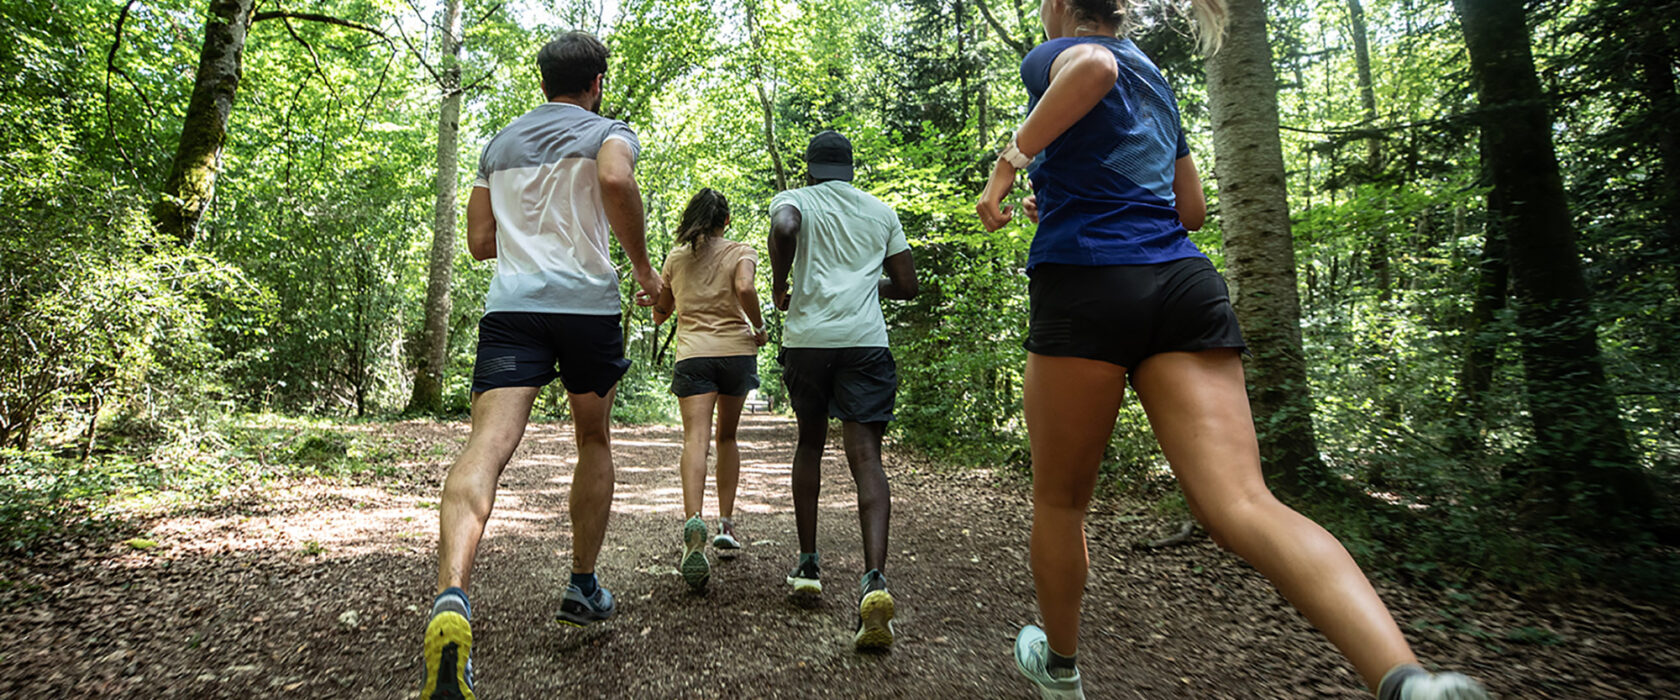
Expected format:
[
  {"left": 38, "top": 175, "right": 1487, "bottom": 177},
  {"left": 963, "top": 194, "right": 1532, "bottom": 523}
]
[
  {"left": 1381, "top": 664, "right": 1490, "bottom": 700},
  {"left": 680, "top": 515, "right": 710, "bottom": 590},
  {"left": 1014, "top": 625, "right": 1085, "bottom": 700}
]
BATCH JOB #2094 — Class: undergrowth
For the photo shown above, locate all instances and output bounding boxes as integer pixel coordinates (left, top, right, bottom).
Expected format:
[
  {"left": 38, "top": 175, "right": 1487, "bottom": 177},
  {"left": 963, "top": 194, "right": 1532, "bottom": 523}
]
[{"left": 0, "top": 413, "right": 397, "bottom": 557}]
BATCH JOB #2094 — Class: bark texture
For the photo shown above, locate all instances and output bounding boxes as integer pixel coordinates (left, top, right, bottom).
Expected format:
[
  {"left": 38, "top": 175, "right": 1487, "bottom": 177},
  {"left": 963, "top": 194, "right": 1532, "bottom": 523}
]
[
  {"left": 1453, "top": 0, "right": 1653, "bottom": 522},
  {"left": 1205, "top": 0, "right": 1325, "bottom": 495},
  {"left": 406, "top": 0, "right": 465, "bottom": 415},
  {"left": 151, "top": 0, "right": 256, "bottom": 244}
]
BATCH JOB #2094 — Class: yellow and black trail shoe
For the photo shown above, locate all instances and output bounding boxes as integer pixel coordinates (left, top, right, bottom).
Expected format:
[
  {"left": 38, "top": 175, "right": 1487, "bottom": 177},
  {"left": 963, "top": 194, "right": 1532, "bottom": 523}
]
[
  {"left": 422, "top": 603, "right": 474, "bottom": 700},
  {"left": 853, "top": 569, "right": 895, "bottom": 650}
]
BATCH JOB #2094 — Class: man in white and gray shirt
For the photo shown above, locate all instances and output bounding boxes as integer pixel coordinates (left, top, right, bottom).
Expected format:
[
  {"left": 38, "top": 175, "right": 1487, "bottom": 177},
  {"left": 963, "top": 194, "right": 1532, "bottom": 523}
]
[{"left": 422, "top": 31, "right": 661, "bottom": 700}]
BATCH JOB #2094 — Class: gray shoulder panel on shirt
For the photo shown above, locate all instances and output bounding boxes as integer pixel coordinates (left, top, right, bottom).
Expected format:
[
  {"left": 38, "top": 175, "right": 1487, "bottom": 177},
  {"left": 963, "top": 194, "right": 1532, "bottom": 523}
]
[{"left": 480, "top": 104, "right": 638, "bottom": 176}]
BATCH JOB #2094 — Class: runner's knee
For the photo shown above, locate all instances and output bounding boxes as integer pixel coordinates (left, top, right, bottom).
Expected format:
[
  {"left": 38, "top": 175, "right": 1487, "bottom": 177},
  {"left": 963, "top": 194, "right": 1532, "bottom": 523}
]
[
  {"left": 1195, "top": 487, "right": 1277, "bottom": 550},
  {"left": 574, "top": 419, "right": 610, "bottom": 448}
]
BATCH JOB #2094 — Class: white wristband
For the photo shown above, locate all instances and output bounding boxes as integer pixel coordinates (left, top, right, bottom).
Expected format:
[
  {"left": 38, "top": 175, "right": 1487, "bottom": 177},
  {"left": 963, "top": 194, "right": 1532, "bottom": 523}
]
[{"left": 1000, "top": 135, "right": 1034, "bottom": 169}]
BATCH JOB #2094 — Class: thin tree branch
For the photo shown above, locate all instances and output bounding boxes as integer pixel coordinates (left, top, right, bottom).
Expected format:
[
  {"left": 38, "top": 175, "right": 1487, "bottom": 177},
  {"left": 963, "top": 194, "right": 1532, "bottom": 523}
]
[
  {"left": 279, "top": 15, "right": 339, "bottom": 98},
  {"left": 975, "top": 0, "right": 1028, "bottom": 57},
  {"left": 251, "top": 11, "right": 388, "bottom": 39},
  {"left": 104, "top": 0, "right": 149, "bottom": 174},
  {"left": 469, "top": 2, "right": 504, "bottom": 27},
  {"left": 403, "top": 0, "right": 436, "bottom": 30},
  {"left": 1279, "top": 115, "right": 1458, "bottom": 136},
  {"left": 460, "top": 68, "right": 498, "bottom": 94},
  {"left": 391, "top": 7, "right": 444, "bottom": 86},
  {"left": 352, "top": 42, "right": 400, "bottom": 140}
]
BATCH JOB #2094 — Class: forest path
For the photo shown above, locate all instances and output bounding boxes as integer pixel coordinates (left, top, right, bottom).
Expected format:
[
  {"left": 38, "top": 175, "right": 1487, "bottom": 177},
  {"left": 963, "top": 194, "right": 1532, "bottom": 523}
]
[{"left": 2, "top": 415, "right": 1677, "bottom": 698}]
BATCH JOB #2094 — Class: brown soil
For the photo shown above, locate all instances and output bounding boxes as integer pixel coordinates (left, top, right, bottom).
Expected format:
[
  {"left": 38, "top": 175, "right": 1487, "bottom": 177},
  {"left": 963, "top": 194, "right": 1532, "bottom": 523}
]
[{"left": 1, "top": 415, "right": 1676, "bottom": 698}]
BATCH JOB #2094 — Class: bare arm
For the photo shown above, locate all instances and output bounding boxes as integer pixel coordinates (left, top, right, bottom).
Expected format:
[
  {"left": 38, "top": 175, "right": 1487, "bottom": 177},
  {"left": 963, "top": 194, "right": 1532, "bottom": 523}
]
[
  {"left": 598, "top": 137, "right": 662, "bottom": 306},
  {"left": 651, "top": 271, "right": 675, "bottom": 325},
  {"left": 978, "top": 43, "right": 1120, "bottom": 232},
  {"left": 768, "top": 205, "right": 800, "bottom": 311},
  {"left": 1172, "top": 154, "right": 1206, "bottom": 231},
  {"left": 734, "top": 258, "right": 768, "bottom": 345},
  {"left": 467, "top": 186, "right": 496, "bottom": 261},
  {"left": 878, "top": 250, "right": 918, "bottom": 300}
]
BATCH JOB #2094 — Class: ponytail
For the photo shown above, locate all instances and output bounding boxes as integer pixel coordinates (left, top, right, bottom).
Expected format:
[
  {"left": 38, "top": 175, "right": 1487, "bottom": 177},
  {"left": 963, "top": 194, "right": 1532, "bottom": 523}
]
[
  {"left": 1188, "top": 0, "right": 1228, "bottom": 55},
  {"left": 1066, "top": 0, "right": 1226, "bottom": 55},
  {"left": 674, "top": 188, "right": 731, "bottom": 252}
]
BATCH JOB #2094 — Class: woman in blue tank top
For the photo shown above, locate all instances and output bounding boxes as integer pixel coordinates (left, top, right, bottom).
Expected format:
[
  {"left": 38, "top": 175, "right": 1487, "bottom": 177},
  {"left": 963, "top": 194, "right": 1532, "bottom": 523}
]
[{"left": 976, "top": 1, "right": 1490, "bottom": 699}]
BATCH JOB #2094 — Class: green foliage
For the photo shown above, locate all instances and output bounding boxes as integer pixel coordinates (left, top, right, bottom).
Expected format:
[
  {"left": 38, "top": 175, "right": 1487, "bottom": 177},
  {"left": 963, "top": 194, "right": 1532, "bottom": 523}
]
[
  {"left": 0, "top": 451, "right": 126, "bottom": 554},
  {"left": 0, "top": 412, "right": 400, "bottom": 557}
]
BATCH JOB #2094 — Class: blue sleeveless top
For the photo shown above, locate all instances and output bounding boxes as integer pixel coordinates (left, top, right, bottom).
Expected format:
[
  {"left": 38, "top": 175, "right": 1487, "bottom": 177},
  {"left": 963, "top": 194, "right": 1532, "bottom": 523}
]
[{"left": 1022, "top": 36, "right": 1203, "bottom": 270}]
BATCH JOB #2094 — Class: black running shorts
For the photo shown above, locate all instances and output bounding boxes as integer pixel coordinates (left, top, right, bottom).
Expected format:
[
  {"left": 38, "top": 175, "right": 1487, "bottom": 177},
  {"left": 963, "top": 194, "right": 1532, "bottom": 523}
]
[
  {"left": 1025, "top": 257, "right": 1247, "bottom": 369},
  {"left": 778, "top": 347, "right": 897, "bottom": 424},
  {"left": 671, "top": 355, "right": 760, "bottom": 398},
  {"left": 470, "top": 312, "right": 630, "bottom": 397}
]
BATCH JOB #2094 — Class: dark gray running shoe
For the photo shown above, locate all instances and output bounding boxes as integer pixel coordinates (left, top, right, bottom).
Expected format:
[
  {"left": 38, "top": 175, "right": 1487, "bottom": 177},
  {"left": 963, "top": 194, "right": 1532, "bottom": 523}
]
[
  {"left": 786, "top": 555, "right": 821, "bottom": 595},
  {"left": 555, "top": 583, "right": 615, "bottom": 627}
]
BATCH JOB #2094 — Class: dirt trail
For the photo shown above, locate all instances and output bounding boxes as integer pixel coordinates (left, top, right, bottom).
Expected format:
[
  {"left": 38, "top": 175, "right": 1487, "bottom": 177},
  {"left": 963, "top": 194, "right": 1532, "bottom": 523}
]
[{"left": 1, "top": 415, "right": 1677, "bottom": 698}]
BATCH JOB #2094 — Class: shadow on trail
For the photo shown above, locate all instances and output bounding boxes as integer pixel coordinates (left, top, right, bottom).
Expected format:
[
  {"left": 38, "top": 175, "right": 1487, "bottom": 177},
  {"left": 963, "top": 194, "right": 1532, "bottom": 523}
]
[{"left": 0, "top": 415, "right": 1676, "bottom": 697}]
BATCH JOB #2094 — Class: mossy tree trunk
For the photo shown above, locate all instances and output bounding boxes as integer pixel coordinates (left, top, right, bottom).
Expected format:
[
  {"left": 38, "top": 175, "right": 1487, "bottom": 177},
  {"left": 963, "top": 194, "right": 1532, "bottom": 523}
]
[{"left": 151, "top": 0, "right": 255, "bottom": 245}]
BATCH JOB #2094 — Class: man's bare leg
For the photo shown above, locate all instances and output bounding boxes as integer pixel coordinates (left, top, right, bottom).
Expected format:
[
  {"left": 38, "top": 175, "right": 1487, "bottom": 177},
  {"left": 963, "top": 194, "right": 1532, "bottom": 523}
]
[
  {"left": 566, "top": 388, "right": 617, "bottom": 576},
  {"left": 436, "top": 387, "right": 542, "bottom": 593}
]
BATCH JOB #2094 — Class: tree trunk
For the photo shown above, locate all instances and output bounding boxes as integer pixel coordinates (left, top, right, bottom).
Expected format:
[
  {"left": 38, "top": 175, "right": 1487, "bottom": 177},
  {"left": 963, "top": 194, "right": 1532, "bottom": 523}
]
[
  {"left": 744, "top": 1, "right": 788, "bottom": 192},
  {"left": 152, "top": 0, "right": 256, "bottom": 244},
  {"left": 1453, "top": 0, "right": 1653, "bottom": 523},
  {"left": 1632, "top": 24, "right": 1680, "bottom": 272},
  {"left": 1449, "top": 149, "right": 1507, "bottom": 454},
  {"left": 406, "top": 0, "right": 465, "bottom": 416},
  {"left": 1346, "top": 0, "right": 1391, "bottom": 302},
  {"left": 1205, "top": 0, "right": 1326, "bottom": 495}
]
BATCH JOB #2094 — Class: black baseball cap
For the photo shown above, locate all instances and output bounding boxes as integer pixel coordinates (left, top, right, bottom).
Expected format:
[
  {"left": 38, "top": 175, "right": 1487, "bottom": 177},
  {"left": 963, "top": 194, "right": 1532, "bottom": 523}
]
[{"left": 805, "top": 130, "right": 853, "bottom": 182}]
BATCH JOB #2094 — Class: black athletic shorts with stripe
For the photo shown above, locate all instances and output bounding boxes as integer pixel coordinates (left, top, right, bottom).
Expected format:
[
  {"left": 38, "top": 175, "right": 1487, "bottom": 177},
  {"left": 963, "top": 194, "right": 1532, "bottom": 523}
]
[
  {"left": 470, "top": 312, "right": 630, "bottom": 397},
  {"left": 1025, "top": 256, "right": 1247, "bottom": 369}
]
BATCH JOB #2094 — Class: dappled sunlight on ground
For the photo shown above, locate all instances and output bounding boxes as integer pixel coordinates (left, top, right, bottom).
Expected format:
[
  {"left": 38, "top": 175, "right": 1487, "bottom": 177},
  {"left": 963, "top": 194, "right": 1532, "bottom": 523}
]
[{"left": 135, "top": 484, "right": 438, "bottom": 561}]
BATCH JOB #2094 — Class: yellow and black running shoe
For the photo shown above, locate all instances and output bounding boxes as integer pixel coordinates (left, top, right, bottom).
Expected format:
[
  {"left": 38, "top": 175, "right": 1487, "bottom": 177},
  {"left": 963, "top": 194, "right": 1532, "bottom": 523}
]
[
  {"left": 421, "top": 610, "right": 474, "bottom": 700},
  {"left": 853, "top": 570, "right": 895, "bottom": 650}
]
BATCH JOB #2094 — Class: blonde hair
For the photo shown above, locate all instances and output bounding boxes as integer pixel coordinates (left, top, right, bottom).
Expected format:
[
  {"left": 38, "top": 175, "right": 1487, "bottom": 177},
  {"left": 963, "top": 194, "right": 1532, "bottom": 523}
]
[
  {"left": 1188, "top": 0, "right": 1228, "bottom": 55},
  {"left": 1067, "top": 0, "right": 1226, "bottom": 55}
]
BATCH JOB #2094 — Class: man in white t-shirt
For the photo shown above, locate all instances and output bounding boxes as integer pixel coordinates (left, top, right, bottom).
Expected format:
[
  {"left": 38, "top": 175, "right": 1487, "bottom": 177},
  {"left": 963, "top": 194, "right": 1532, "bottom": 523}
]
[
  {"left": 769, "top": 130, "right": 918, "bottom": 651},
  {"left": 421, "top": 31, "right": 661, "bottom": 700}
]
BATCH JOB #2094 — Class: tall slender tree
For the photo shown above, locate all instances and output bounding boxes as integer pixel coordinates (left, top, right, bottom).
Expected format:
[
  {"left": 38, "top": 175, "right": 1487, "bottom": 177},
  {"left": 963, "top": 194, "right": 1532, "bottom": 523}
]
[
  {"left": 407, "top": 0, "right": 466, "bottom": 415},
  {"left": 1205, "top": 0, "right": 1326, "bottom": 495},
  {"left": 1452, "top": 0, "right": 1653, "bottom": 523},
  {"left": 1345, "top": 0, "right": 1390, "bottom": 301}
]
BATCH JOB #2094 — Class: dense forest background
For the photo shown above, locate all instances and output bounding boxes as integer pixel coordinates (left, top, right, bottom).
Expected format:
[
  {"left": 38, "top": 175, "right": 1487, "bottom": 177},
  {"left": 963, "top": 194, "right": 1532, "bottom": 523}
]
[{"left": 2, "top": 0, "right": 1677, "bottom": 596}]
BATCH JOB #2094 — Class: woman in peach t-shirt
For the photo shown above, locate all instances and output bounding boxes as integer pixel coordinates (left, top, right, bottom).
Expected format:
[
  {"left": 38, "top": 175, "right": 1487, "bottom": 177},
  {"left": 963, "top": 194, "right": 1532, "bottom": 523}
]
[{"left": 651, "top": 188, "right": 769, "bottom": 591}]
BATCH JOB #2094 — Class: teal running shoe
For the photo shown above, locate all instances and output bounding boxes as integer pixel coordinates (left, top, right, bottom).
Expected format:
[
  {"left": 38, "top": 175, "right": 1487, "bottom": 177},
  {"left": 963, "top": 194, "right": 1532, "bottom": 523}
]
[
  {"left": 1014, "top": 625, "right": 1085, "bottom": 700},
  {"left": 680, "top": 515, "right": 710, "bottom": 590}
]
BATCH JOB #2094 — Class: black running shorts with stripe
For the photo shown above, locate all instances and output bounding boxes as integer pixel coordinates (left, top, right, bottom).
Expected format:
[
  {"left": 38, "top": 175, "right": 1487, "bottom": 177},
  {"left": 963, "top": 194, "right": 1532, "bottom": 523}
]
[{"left": 470, "top": 312, "right": 630, "bottom": 397}]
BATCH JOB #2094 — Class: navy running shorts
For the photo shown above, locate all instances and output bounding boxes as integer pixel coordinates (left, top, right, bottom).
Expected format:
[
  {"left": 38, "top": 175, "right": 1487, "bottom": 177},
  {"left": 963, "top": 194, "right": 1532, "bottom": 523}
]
[
  {"left": 1025, "top": 256, "right": 1247, "bottom": 369},
  {"left": 470, "top": 312, "right": 630, "bottom": 397},
  {"left": 778, "top": 347, "right": 897, "bottom": 424},
  {"left": 671, "top": 355, "right": 760, "bottom": 398}
]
